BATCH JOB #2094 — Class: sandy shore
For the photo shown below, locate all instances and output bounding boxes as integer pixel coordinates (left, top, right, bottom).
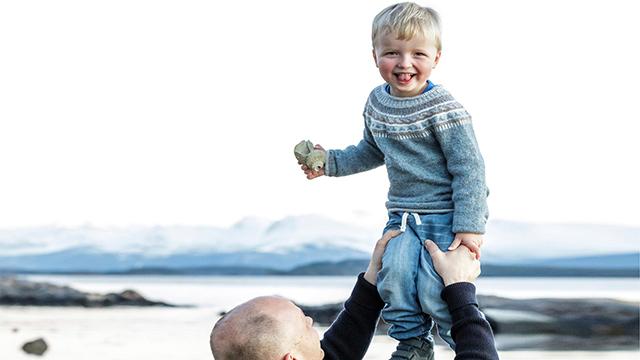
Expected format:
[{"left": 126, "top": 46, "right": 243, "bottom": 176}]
[{"left": 2, "top": 306, "right": 638, "bottom": 360}]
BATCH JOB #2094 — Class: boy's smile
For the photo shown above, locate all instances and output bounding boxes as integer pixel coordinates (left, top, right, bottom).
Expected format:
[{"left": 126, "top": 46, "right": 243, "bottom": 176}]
[{"left": 373, "top": 32, "right": 441, "bottom": 97}]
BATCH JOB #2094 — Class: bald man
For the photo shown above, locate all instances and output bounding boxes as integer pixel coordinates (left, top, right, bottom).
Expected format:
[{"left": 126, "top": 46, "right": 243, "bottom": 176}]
[
  {"left": 210, "top": 231, "right": 499, "bottom": 360},
  {"left": 208, "top": 295, "right": 326, "bottom": 359}
]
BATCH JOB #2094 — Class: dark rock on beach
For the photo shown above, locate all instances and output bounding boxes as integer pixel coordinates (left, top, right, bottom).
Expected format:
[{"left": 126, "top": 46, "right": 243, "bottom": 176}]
[
  {"left": 478, "top": 295, "right": 639, "bottom": 336},
  {"left": 0, "top": 277, "right": 175, "bottom": 307},
  {"left": 22, "top": 338, "right": 48, "bottom": 356},
  {"left": 298, "top": 294, "right": 640, "bottom": 350}
]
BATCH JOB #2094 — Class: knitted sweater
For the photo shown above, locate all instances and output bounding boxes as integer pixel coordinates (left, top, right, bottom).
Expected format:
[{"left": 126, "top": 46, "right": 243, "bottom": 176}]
[
  {"left": 320, "top": 274, "right": 499, "bottom": 360},
  {"left": 325, "top": 84, "right": 488, "bottom": 233}
]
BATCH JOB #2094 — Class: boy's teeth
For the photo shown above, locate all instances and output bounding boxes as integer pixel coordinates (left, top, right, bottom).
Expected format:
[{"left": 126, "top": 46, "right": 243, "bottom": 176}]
[{"left": 398, "top": 74, "right": 412, "bottom": 81}]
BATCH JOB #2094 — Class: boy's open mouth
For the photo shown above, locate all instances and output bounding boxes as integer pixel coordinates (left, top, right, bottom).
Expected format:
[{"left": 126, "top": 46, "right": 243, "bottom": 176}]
[{"left": 395, "top": 73, "right": 415, "bottom": 82}]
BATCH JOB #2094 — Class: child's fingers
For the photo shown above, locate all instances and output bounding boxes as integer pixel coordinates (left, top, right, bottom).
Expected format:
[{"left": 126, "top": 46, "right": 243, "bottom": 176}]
[
  {"left": 464, "top": 243, "right": 481, "bottom": 259},
  {"left": 448, "top": 237, "right": 462, "bottom": 250},
  {"left": 305, "top": 168, "right": 325, "bottom": 179}
]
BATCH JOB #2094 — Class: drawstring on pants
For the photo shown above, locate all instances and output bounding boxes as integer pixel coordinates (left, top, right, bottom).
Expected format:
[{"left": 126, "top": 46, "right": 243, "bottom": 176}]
[{"left": 399, "top": 212, "right": 422, "bottom": 232}]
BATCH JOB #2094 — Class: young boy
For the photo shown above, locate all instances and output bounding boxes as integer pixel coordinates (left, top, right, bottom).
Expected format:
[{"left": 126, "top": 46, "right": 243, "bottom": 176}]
[{"left": 299, "top": 2, "right": 488, "bottom": 359}]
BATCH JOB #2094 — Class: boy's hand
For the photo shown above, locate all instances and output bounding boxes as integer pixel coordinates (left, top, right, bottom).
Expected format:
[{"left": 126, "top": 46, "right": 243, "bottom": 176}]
[
  {"left": 299, "top": 144, "right": 326, "bottom": 179},
  {"left": 448, "top": 232, "right": 484, "bottom": 260}
]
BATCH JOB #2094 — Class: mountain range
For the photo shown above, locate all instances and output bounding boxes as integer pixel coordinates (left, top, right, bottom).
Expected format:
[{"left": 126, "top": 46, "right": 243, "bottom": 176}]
[{"left": 0, "top": 215, "right": 638, "bottom": 273}]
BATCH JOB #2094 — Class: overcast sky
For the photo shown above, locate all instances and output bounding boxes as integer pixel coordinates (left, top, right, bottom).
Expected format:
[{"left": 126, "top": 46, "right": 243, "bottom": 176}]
[{"left": 1, "top": 0, "right": 638, "bottom": 229}]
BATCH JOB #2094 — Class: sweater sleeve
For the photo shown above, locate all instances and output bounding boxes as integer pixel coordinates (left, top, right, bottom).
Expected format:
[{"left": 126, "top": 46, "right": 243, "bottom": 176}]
[
  {"left": 320, "top": 273, "right": 385, "bottom": 360},
  {"left": 325, "top": 122, "right": 385, "bottom": 177},
  {"left": 442, "top": 282, "right": 499, "bottom": 360},
  {"left": 432, "top": 116, "right": 488, "bottom": 233}
]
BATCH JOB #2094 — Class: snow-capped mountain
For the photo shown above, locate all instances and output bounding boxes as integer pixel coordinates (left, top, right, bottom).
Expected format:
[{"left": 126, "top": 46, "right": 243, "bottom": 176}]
[
  {"left": 0, "top": 215, "right": 378, "bottom": 256},
  {"left": 0, "top": 215, "right": 638, "bottom": 272},
  {"left": 0, "top": 215, "right": 379, "bottom": 271}
]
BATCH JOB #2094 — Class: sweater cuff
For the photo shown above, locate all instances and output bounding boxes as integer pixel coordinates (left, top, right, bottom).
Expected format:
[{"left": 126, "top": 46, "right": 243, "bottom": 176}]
[
  {"left": 452, "top": 215, "right": 486, "bottom": 234},
  {"left": 441, "top": 282, "right": 478, "bottom": 313},
  {"left": 348, "top": 273, "right": 385, "bottom": 311},
  {"left": 325, "top": 150, "right": 337, "bottom": 177}
]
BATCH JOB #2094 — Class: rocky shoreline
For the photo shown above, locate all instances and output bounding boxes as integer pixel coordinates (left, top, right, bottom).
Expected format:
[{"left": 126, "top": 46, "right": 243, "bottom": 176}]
[
  {"left": 3, "top": 276, "right": 638, "bottom": 350},
  {"left": 0, "top": 277, "right": 175, "bottom": 307},
  {"left": 298, "top": 295, "right": 640, "bottom": 350}
]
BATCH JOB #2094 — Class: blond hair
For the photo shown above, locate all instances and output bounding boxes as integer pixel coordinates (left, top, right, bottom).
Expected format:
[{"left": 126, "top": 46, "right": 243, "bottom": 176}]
[{"left": 372, "top": 2, "right": 442, "bottom": 50}]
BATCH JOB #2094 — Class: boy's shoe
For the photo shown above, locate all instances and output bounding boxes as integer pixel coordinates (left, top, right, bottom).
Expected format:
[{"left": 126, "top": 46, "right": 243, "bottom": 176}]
[{"left": 389, "top": 337, "right": 434, "bottom": 360}]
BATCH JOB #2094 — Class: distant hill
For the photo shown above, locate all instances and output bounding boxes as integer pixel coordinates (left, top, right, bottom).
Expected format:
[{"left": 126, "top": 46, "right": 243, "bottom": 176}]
[
  {"left": 0, "top": 244, "right": 369, "bottom": 272},
  {"left": 4, "top": 253, "right": 638, "bottom": 277},
  {"left": 525, "top": 253, "right": 640, "bottom": 269},
  {"left": 281, "top": 253, "right": 639, "bottom": 277}
]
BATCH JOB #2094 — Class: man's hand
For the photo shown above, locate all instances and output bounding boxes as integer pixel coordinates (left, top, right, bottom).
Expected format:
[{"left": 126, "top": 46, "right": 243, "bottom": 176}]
[
  {"left": 448, "top": 232, "right": 483, "bottom": 259},
  {"left": 425, "top": 240, "right": 481, "bottom": 286},
  {"left": 363, "top": 230, "right": 401, "bottom": 285},
  {"left": 299, "top": 144, "right": 326, "bottom": 179}
]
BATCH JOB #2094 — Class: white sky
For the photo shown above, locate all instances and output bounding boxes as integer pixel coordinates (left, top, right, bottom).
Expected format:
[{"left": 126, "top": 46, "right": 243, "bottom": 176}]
[{"left": 1, "top": 0, "right": 639, "bottom": 229}]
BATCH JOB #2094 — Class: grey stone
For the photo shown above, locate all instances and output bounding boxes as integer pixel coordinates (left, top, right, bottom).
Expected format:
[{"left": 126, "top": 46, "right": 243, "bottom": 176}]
[{"left": 21, "top": 338, "right": 48, "bottom": 356}]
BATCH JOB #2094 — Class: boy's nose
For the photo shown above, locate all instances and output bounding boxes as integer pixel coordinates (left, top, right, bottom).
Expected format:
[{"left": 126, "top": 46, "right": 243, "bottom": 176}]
[{"left": 397, "top": 55, "right": 412, "bottom": 68}]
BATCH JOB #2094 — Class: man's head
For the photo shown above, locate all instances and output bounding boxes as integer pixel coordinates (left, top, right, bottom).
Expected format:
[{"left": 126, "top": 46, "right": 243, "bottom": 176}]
[
  {"left": 210, "top": 296, "right": 324, "bottom": 360},
  {"left": 371, "top": 2, "right": 442, "bottom": 97}
]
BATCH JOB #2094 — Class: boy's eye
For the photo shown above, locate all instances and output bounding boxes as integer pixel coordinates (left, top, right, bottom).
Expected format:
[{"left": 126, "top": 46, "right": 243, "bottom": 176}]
[
  {"left": 416, "top": 52, "right": 428, "bottom": 57},
  {"left": 385, "top": 51, "right": 398, "bottom": 56}
]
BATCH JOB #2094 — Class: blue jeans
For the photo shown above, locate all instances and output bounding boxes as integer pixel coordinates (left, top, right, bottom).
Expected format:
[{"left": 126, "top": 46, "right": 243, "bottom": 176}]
[{"left": 377, "top": 211, "right": 456, "bottom": 348}]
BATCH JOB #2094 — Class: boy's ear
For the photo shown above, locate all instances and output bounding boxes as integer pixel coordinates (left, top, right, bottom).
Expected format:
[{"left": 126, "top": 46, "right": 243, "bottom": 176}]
[
  {"left": 372, "top": 49, "right": 379, "bottom": 68},
  {"left": 433, "top": 50, "right": 442, "bottom": 68}
]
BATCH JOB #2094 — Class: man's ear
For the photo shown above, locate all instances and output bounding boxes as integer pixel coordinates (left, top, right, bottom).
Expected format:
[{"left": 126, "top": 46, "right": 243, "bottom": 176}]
[{"left": 372, "top": 49, "right": 379, "bottom": 68}]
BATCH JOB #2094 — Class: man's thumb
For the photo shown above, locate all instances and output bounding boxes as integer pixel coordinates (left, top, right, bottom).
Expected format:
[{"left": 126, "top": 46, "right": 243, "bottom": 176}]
[{"left": 424, "top": 240, "right": 442, "bottom": 257}]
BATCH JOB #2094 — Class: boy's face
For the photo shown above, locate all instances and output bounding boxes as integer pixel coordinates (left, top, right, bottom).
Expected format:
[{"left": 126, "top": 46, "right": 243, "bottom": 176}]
[{"left": 373, "top": 31, "right": 441, "bottom": 97}]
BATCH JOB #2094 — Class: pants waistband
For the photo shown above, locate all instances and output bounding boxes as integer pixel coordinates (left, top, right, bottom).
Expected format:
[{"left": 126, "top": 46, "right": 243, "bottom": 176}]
[{"left": 400, "top": 212, "right": 422, "bottom": 232}]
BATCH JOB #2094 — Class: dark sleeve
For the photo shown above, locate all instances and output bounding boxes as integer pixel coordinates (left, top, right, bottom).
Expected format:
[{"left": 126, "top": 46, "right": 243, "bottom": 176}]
[
  {"left": 320, "top": 273, "right": 385, "bottom": 360},
  {"left": 442, "top": 283, "right": 499, "bottom": 360}
]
